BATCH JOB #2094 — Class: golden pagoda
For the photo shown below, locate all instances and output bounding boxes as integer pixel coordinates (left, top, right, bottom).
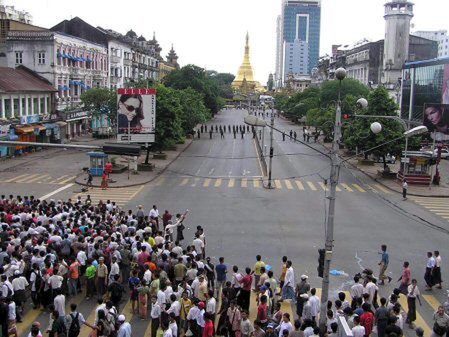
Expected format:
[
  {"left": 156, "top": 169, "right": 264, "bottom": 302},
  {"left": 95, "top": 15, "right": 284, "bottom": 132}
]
[{"left": 232, "top": 32, "right": 263, "bottom": 92}]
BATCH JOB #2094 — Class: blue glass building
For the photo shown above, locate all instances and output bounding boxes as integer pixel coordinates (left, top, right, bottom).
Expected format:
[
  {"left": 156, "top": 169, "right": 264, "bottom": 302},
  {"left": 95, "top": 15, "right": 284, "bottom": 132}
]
[{"left": 281, "top": 0, "right": 321, "bottom": 76}]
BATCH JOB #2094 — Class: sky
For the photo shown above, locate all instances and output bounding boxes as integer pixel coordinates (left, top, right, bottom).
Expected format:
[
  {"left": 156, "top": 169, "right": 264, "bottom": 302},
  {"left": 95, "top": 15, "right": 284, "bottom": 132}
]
[{"left": 9, "top": 0, "right": 449, "bottom": 84}]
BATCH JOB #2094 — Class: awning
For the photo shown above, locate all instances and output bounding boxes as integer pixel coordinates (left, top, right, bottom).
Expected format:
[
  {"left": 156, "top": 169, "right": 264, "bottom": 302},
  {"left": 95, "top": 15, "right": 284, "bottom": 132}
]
[
  {"left": 15, "top": 125, "right": 46, "bottom": 134},
  {"left": 56, "top": 121, "right": 67, "bottom": 127}
]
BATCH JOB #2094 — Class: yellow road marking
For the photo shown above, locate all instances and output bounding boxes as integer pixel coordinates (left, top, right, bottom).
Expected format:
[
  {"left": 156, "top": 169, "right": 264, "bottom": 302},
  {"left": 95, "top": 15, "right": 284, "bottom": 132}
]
[
  {"left": 341, "top": 183, "right": 353, "bottom": 192},
  {"left": 398, "top": 295, "right": 431, "bottom": 337},
  {"left": 180, "top": 178, "right": 189, "bottom": 186},
  {"left": 203, "top": 178, "right": 211, "bottom": 187},
  {"left": 423, "top": 294, "right": 440, "bottom": 311},
  {"left": 318, "top": 182, "right": 328, "bottom": 191},
  {"left": 374, "top": 184, "right": 391, "bottom": 194},
  {"left": 154, "top": 177, "right": 166, "bottom": 186},
  {"left": 17, "top": 309, "right": 44, "bottom": 337},
  {"left": 253, "top": 180, "right": 260, "bottom": 188},
  {"left": 26, "top": 174, "right": 49, "bottom": 183},
  {"left": 285, "top": 180, "right": 293, "bottom": 190},
  {"left": 3, "top": 174, "right": 30, "bottom": 182},
  {"left": 214, "top": 179, "right": 222, "bottom": 187},
  {"left": 58, "top": 175, "right": 77, "bottom": 184},
  {"left": 241, "top": 179, "right": 248, "bottom": 188},
  {"left": 129, "top": 185, "right": 145, "bottom": 198},
  {"left": 228, "top": 178, "right": 235, "bottom": 187},
  {"left": 249, "top": 290, "right": 258, "bottom": 322},
  {"left": 353, "top": 184, "right": 366, "bottom": 192},
  {"left": 275, "top": 180, "right": 282, "bottom": 189},
  {"left": 307, "top": 181, "right": 317, "bottom": 191},
  {"left": 17, "top": 174, "right": 40, "bottom": 183},
  {"left": 295, "top": 180, "right": 305, "bottom": 190},
  {"left": 191, "top": 178, "right": 200, "bottom": 187}
]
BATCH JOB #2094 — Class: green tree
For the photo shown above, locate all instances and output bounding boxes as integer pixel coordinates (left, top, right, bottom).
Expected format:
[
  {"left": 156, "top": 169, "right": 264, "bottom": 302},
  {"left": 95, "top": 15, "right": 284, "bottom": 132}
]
[
  {"left": 153, "top": 84, "right": 184, "bottom": 150},
  {"left": 343, "top": 86, "right": 404, "bottom": 169},
  {"left": 80, "top": 88, "right": 117, "bottom": 125},
  {"left": 164, "top": 65, "right": 224, "bottom": 114},
  {"left": 320, "top": 78, "right": 370, "bottom": 107},
  {"left": 178, "top": 88, "right": 211, "bottom": 135}
]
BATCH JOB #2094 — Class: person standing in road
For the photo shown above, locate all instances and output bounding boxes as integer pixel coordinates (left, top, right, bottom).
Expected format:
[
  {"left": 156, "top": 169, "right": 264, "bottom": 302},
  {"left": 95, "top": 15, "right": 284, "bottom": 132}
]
[
  {"left": 350, "top": 276, "right": 364, "bottom": 309},
  {"left": 220, "top": 128, "right": 224, "bottom": 139},
  {"left": 282, "top": 133, "right": 285, "bottom": 141},
  {"left": 432, "top": 306, "right": 449, "bottom": 337},
  {"left": 253, "top": 255, "right": 265, "bottom": 292},
  {"left": 289, "top": 130, "right": 293, "bottom": 139},
  {"left": 197, "top": 129, "right": 201, "bottom": 139},
  {"left": 375, "top": 298, "right": 389, "bottom": 337},
  {"left": 295, "top": 275, "right": 310, "bottom": 318},
  {"left": 209, "top": 129, "right": 213, "bottom": 139},
  {"left": 281, "top": 261, "right": 295, "bottom": 302},
  {"left": 398, "top": 261, "right": 411, "bottom": 294},
  {"left": 406, "top": 279, "right": 422, "bottom": 329},
  {"left": 378, "top": 245, "right": 392, "bottom": 285},
  {"left": 434, "top": 250, "right": 443, "bottom": 289},
  {"left": 293, "top": 132, "right": 297, "bottom": 141},
  {"left": 425, "top": 251, "right": 436, "bottom": 291},
  {"left": 101, "top": 172, "right": 108, "bottom": 190},
  {"left": 402, "top": 179, "right": 408, "bottom": 200}
]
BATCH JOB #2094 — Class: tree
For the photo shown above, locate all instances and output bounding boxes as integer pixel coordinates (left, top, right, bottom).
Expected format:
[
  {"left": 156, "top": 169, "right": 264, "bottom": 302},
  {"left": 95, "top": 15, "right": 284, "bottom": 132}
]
[
  {"left": 320, "top": 78, "right": 370, "bottom": 107},
  {"left": 267, "top": 74, "right": 274, "bottom": 92},
  {"left": 80, "top": 88, "right": 117, "bottom": 125},
  {"left": 178, "top": 88, "right": 210, "bottom": 135},
  {"left": 343, "top": 87, "right": 404, "bottom": 170},
  {"left": 163, "top": 65, "right": 224, "bottom": 114}
]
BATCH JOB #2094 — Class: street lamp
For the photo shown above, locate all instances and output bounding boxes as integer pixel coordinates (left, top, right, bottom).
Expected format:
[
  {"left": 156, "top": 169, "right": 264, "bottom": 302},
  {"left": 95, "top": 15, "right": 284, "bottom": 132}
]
[
  {"left": 370, "top": 122, "right": 382, "bottom": 134},
  {"left": 244, "top": 113, "right": 275, "bottom": 189}
]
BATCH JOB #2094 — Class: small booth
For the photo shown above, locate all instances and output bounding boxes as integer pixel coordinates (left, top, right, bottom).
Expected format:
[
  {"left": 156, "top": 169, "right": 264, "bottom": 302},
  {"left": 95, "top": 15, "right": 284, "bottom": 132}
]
[
  {"left": 87, "top": 152, "right": 108, "bottom": 176},
  {"left": 397, "top": 151, "right": 433, "bottom": 185}
]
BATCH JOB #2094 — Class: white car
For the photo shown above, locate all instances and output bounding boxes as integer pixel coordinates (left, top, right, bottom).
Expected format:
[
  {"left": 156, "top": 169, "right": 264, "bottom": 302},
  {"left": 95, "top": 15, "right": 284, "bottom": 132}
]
[{"left": 425, "top": 148, "right": 449, "bottom": 159}]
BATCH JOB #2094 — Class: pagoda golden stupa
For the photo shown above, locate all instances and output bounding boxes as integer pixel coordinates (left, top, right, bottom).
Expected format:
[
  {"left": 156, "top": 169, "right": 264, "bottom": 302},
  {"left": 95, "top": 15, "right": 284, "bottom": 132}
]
[{"left": 232, "top": 32, "right": 264, "bottom": 93}]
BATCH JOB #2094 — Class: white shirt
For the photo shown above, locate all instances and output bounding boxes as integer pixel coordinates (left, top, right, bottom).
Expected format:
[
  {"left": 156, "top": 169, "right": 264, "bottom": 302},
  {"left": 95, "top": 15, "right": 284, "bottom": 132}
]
[
  {"left": 77, "top": 251, "right": 87, "bottom": 265},
  {"left": 206, "top": 297, "right": 216, "bottom": 314},
  {"left": 54, "top": 294, "right": 66, "bottom": 316},
  {"left": 8, "top": 302, "right": 16, "bottom": 320},
  {"left": 151, "top": 302, "right": 162, "bottom": 319},
  {"left": 163, "top": 329, "right": 173, "bottom": 337},
  {"left": 427, "top": 257, "right": 436, "bottom": 268},
  {"left": 48, "top": 275, "right": 63, "bottom": 289},
  {"left": 193, "top": 238, "right": 204, "bottom": 253},
  {"left": 232, "top": 272, "right": 243, "bottom": 289},
  {"left": 407, "top": 284, "right": 421, "bottom": 298},
  {"left": 350, "top": 283, "right": 364, "bottom": 299},
  {"left": 149, "top": 209, "right": 159, "bottom": 219},
  {"left": 352, "top": 326, "right": 365, "bottom": 337},
  {"left": 2, "top": 281, "right": 14, "bottom": 297},
  {"left": 309, "top": 295, "right": 320, "bottom": 316},
  {"left": 118, "top": 322, "right": 132, "bottom": 337},
  {"left": 364, "top": 282, "right": 378, "bottom": 304},
  {"left": 196, "top": 309, "right": 205, "bottom": 327},
  {"left": 436, "top": 255, "right": 442, "bottom": 268},
  {"left": 12, "top": 276, "right": 28, "bottom": 291},
  {"left": 157, "top": 289, "right": 167, "bottom": 307},
  {"left": 167, "top": 300, "right": 181, "bottom": 317},
  {"left": 169, "top": 321, "right": 178, "bottom": 337},
  {"left": 143, "top": 270, "right": 152, "bottom": 284},
  {"left": 284, "top": 267, "right": 295, "bottom": 287},
  {"left": 277, "top": 321, "right": 293, "bottom": 337}
]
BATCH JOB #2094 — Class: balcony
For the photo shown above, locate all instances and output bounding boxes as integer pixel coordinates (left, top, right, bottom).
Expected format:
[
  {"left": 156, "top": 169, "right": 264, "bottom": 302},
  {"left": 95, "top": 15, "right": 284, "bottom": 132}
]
[
  {"left": 124, "top": 59, "right": 132, "bottom": 66},
  {"left": 111, "top": 55, "right": 121, "bottom": 64}
]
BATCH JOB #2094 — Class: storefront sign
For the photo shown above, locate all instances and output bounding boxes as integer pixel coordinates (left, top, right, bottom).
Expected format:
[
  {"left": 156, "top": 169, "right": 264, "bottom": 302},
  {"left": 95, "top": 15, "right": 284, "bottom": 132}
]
[
  {"left": 42, "top": 114, "right": 59, "bottom": 122},
  {"left": 66, "top": 111, "right": 89, "bottom": 121},
  {"left": 20, "top": 115, "right": 40, "bottom": 125},
  {"left": 0, "top": 124, "right": 10, "bottom": 137}
]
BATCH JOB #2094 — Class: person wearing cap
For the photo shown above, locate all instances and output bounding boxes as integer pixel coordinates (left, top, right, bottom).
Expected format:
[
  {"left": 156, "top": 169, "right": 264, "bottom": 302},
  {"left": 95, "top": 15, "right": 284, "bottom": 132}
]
[
  {"left": 295, "top": 275, "right": 310, "bottom": 318},
  {"left": 196, "top": 301, "right": 206, "bottom": 337},
  {"left": 301, "top": 294, "right": 312, "bottom": 321},
  {"left": 117, "top": 314, "right": 131, "bottom": 337},
  {"left": 265, "top": 323, "right": 277, "bottom": 337}
]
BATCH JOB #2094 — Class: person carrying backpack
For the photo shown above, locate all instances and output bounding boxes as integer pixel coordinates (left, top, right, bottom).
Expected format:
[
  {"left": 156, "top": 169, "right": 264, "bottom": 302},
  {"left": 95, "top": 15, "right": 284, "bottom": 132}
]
[
  {"left": 65, "top": 303, "right": 95, "bottom": 337},
  {"left": 30, "top": 263, "right": 43, "bottom": 309}
]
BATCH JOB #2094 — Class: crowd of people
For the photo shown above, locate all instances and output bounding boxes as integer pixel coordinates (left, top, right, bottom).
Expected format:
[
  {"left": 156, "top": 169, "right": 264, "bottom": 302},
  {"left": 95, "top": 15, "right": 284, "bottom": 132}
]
[{"left": 0, "top": 194, "right": 447, "bottom": 337}]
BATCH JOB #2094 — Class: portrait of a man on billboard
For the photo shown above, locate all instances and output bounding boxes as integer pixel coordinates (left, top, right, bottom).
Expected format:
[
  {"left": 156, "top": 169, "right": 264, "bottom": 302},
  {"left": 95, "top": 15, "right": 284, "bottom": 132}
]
[{"left": 423, "top": 103, "right": 449, "bottom": 135}]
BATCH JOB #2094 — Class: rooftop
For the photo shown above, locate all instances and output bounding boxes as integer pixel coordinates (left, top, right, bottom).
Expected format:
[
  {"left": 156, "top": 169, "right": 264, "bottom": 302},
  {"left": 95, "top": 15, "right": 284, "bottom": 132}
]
[{"left": 0, "top": 66, "right": 57, "bottom": 93}]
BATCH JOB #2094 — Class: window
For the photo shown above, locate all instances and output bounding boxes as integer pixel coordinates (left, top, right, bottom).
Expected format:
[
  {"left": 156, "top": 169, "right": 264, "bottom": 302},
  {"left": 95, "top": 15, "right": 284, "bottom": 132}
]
[
  {"left": 33, "top": 98, "right": 38, "bottom": 113},
  {"left": 38, "top": 52, "right": 45, "bottom": 65},
  {"left": 21, "top": 98, "right": 26, "bottom": 116},
  {"left": 40, "top": 97, "right": 45, "bottom": 113},
  {"left": 15, "top": 51, "right": 23, "bottom": 64},
  {"left": 4, "top": 99, "right": 12, "bottom": 119},
  {"left": 13, "top": 98, "right": 19, "bottom": 116}
]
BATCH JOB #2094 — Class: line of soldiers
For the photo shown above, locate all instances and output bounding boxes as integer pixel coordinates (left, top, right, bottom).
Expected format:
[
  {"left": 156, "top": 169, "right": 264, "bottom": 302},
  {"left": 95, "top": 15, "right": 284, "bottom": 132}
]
[{"left": 196, "top": 124, "right": 257, "bottom": 139}]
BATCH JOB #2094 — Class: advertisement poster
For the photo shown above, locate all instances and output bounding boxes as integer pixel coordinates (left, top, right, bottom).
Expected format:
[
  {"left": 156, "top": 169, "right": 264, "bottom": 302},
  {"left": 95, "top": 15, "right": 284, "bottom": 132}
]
[
  {"left": 423, "top": 103, "right": 449, "bottom": 140},
  {"left": 117, "top": 88, "right": 156, "bottom": 143},
  {"left": 443, "top": 64, "right": 449, "bottom": 105}
]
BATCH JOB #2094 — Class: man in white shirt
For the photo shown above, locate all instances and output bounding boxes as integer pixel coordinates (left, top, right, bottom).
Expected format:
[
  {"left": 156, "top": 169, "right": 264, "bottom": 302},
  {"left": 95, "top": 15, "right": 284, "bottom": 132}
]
[
  {"left": 231, "top": 265, "right": 242, "bottom": 290},
  {"left": 282, "top": 260, "right": 295, "bottom": 300},
  {"left": 364, "top": 277, "right": 378, "bottom": 306},
  {"left": 425, "top": 251, "right": 436, "bottom": 290},
  {"left": 351, "top": 316, "right": 365, "bottom": 337},
  {"left": 206, "top": 290, "right": 216, "bottom": 315},
  {"left": 157, "top": 285, "right": 167, "bottom": 309},
  {"left": 109, "top": 256, "right": 120, "bottom": 285},
  {"left": 350, "top": 276, "right": 364, "bottom": 306},
  {"left": 54, "top": 290, "right": 66, "bottom": 317},
  {"left": 150, "top": 296, "right": 162, "bottom": 337},
  {"left": 309, "top": 288, "right": 320, "bottom": 322},
  {"left": 117, "top": 315, "right": 132, "bottom": 337},
  {"left": 193, "top": 234, "right": 205, "bottom": 259},
  {"left": 168, "top": 312, "right": 178, "bottom": 337},
  {"left": 1, "top": 275, "right": 14, "bottom": 298}
]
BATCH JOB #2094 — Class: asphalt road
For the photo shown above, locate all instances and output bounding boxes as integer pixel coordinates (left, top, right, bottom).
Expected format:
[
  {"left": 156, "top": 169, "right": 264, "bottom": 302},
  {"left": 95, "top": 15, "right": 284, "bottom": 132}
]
[{"left": 1, "top": 108, "right": 449, "bottom": 334}]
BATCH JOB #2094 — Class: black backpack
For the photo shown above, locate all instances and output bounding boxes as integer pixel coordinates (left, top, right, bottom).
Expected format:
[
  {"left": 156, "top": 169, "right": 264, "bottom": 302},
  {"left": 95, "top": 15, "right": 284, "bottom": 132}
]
[
  {"left": 32, "top": 270, "right": 43, "bottom": 290},
  {"left": 68, "top": 313, "right": 80, "bottom": 337}
]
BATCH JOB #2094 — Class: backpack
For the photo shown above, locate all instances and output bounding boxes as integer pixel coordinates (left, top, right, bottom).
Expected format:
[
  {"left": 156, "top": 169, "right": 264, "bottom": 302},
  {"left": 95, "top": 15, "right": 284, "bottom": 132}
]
[
  {"left": 32, "top": 270, "right": 43, "bottom": 290},
  {"left": 68, "top": 313, "right": 80, "bottom": 337},
  {"left": 4, "top": 284, "right": 12, "bottom": 298},
  {"left": 61, "top": 240, "right": 71, "bottom": 256}
]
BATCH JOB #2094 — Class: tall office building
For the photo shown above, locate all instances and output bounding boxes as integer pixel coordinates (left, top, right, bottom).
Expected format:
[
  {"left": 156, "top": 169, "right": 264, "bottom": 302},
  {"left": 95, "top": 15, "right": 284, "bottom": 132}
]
[{"left": 275, "top": 0, "right": 321, "bottom": 88}]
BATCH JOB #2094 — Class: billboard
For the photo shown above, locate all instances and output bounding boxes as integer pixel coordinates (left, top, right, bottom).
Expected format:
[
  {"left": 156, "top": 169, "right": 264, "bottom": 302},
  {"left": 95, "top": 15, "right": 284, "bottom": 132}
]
[
  {"left": 117, "top": 88, "right": 156, "bottom": 143},
  {"left": 423, "top": 103, "right": 449, "bottom": 140},
  {"left": 443, "top": 64, "right": 449, "bottom": 105}
]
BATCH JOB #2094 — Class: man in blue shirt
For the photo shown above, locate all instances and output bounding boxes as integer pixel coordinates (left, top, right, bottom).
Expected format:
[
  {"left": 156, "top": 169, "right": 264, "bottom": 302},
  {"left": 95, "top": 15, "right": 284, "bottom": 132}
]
[
  {"left": 215, "top": 257, "right": 227, "bottom": 296},
  {"left": 378, "top": 244, "right": 392, "bottom": 285}
]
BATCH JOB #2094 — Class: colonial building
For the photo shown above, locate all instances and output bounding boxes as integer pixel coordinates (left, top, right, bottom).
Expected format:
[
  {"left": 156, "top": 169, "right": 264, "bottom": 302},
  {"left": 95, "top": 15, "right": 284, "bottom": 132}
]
[
  {"left": 0, "top": 1, "right": 32, "bottom": 24},
  {"left": 159, "top": 45, "right": 179, "bottom": 81}
]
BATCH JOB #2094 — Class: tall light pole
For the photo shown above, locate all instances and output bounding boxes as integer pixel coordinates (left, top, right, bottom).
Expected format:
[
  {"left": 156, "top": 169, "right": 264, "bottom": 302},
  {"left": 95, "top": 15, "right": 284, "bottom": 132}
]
[
  {"left": 319, "top": 67, "right": 346, "bottom": 334},
  {"left": 267, "top": 106, "right": 275, "bottom": 189}
]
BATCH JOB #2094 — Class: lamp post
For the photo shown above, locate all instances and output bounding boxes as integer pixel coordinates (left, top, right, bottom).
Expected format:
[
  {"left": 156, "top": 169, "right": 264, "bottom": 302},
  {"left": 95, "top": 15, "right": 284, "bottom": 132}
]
[{"left": 267, "top": 106, "right": 275, "bottom": 189}]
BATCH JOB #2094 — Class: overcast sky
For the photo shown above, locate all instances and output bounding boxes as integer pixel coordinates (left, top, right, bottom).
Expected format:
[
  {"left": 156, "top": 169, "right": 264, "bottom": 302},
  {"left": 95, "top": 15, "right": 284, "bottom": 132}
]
[{"left": 10, "top": 0, "right": 449, "bottom": 84}]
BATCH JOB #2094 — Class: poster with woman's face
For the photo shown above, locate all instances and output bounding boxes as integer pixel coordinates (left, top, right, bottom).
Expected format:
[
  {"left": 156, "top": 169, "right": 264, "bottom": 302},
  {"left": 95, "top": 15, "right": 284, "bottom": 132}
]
[
  {"left": 443, "top": 64, "right": 449, "bottom": 105},
  {"left": 423, "top": 103, "right": 449, "bottom": 137},
  {"left": 117, "top": 88, "right": 156, "bottom": 143}
]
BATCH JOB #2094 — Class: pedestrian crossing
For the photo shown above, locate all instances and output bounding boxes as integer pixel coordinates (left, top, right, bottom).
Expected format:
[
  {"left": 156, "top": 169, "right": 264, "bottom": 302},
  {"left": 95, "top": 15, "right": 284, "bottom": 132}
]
[
  {"left": 15, "top": 286, "right": 440, "bottom": 337},
  {"left": 0, "top": 173, "right": 77, "bottom": 185},
  {"left": 71, "top": 185, "right": 145, "bottom": 207},
  {"left": 410, "top": 197, "right": 449, "bottom": 223},
  {"left": 153, "top": 176, "right": 391, "bottom": 194}
]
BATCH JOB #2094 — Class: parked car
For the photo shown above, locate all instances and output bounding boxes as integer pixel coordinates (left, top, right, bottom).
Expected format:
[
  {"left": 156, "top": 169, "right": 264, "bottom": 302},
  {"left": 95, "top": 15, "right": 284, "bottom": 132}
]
[{"left": 425, "top": 148, "right": 449, "bottom": 159}]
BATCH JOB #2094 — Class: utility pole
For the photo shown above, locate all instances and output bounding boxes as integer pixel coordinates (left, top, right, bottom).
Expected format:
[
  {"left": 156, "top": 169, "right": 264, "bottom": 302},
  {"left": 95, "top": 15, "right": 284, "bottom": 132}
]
[
  {"left": 319, "top": 68, "right": 346, "bottom": 335},
  {"left": 267, "top": 107, "right": 274, "bottom": 189}
]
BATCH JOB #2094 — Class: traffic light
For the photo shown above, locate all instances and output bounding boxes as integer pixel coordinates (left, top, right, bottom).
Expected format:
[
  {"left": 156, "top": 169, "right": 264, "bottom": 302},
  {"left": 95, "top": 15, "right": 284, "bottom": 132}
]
[
  {"left": 102, "top": 143, "right": 141, "bottom": 157},
  {"left": 318, "top": 248, "right": 325, "bottom": 278},
  {"left": 342, "top": 113, "right": 352, "bottom": 120}
]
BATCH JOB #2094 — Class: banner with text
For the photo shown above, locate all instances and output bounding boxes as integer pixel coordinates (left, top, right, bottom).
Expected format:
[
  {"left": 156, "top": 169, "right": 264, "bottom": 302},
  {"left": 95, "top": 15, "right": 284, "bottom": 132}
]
[{"left": 117, "top": 88, "right": 156, "bottom": 143}]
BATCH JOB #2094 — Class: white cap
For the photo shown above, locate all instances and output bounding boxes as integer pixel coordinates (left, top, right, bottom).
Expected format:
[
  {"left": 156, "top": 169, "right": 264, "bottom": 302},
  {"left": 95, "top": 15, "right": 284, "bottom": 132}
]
[
  {"left": 301, "top": 275, "right": 308, "bottom": 280},
  {"left": 118, "top": 315, "right": 125, "bottom": 322},
  {"left": 14, "top": 270, "right": 20, "bottom": 276}
]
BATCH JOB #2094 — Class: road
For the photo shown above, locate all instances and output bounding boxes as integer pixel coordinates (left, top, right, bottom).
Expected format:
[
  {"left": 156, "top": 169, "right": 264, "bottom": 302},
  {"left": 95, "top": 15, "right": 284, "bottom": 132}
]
[{"left": 1, "top": 108, "right": 449, "bottom": 335}]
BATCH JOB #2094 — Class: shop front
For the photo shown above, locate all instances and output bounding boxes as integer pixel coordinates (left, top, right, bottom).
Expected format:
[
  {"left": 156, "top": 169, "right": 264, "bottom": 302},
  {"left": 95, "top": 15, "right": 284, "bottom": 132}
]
[
  {"left": 397, "top": 151, "right": 433, "bottom": 185},
  {"left": 0, "top": 124, "right": 16, "bottom": 158},
  {"left": 63, "top": 110, "right": 90, "bottom": 139}
]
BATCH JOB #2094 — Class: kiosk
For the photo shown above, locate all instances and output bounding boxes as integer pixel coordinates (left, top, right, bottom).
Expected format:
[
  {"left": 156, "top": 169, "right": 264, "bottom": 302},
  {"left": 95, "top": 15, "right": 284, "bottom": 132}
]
[
  {"left": 87, "top": 152, "right": 108, "bottom": 176},
  {"left": 397, "top": 151, "right": 433, "bottom": 185}
]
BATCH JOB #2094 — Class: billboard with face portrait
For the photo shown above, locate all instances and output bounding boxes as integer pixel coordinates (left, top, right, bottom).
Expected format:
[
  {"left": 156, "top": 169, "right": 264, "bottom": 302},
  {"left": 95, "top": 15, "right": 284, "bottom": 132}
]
[
  {"left": 423, "top": 103, "right": 449, "bottom": 140},
  {"left": 117, "top": 88, "right": 156, "bottom": 143}
]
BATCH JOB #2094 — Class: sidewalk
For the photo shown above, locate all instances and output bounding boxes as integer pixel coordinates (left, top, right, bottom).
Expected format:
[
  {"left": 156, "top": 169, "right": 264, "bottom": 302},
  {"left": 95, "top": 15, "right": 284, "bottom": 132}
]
[{"left": 75, "top": 139, "right": 193, "bottom": 188}]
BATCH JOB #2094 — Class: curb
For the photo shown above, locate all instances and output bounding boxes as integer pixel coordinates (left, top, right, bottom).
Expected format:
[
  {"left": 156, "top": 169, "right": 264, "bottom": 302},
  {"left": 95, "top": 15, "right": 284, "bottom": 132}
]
[{"left": 75, "top": 139, "right": 194, "bottom": 188}]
